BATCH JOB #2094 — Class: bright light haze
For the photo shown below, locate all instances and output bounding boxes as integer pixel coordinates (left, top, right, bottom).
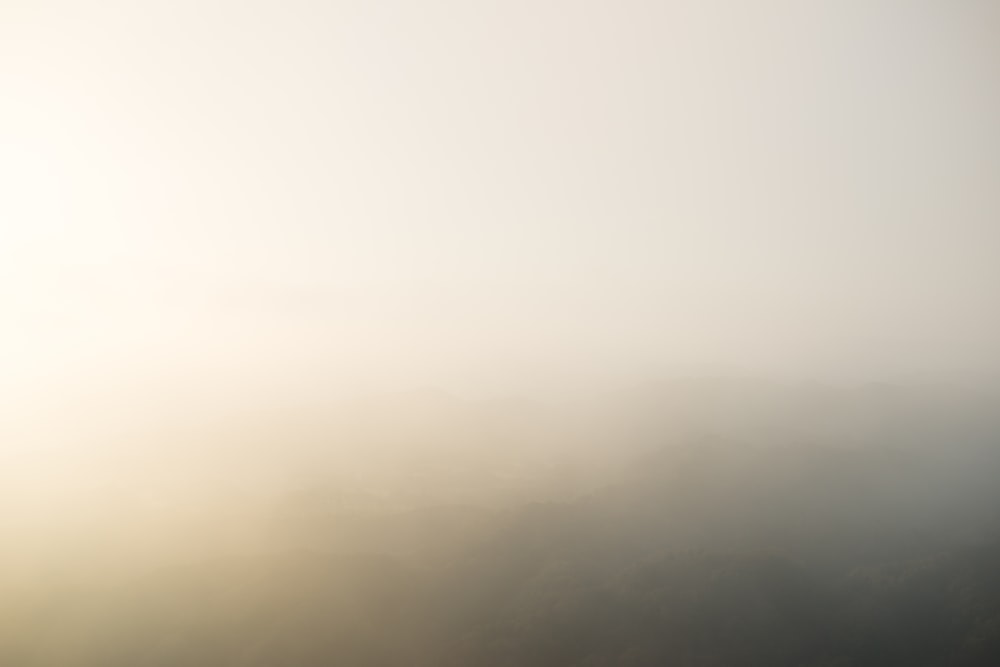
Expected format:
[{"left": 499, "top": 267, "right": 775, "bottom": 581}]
[
  {"left": 3, "top": 8, "right": 1000, "bottom": 665},
  {"left": 3, "top": 0, "right": 999, "bottom": 403}
]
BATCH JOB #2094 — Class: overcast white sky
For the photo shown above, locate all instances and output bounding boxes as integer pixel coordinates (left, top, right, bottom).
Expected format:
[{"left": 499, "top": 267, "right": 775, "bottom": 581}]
[{"left": 2, "top": 0, "right": 999, "bottom": 402}]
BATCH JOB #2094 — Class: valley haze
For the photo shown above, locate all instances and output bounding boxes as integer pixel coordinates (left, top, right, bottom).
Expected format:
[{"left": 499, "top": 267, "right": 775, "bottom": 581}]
[{"left": 2, "top": 0, "right": 999, "bottom": 665}]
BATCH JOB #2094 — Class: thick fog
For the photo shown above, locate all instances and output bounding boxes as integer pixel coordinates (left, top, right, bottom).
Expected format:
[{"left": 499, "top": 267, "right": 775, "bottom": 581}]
[
  {"left": 4, "top": 0, "right": 1000, "bottom": 665},
  {"left": 3, "top": 0, "right": 999, "bottom": 396}
]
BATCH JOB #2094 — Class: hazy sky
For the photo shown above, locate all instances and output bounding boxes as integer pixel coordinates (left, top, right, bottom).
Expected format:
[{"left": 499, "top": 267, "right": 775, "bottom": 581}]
[{"left": 3, "top": 0, "right": 999, "bottom": 400}]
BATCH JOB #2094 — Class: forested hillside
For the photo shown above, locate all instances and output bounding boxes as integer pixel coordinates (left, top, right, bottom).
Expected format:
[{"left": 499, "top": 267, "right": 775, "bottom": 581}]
[{"left": 3, "top": 381, "right": 999, "bottom": 666}]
